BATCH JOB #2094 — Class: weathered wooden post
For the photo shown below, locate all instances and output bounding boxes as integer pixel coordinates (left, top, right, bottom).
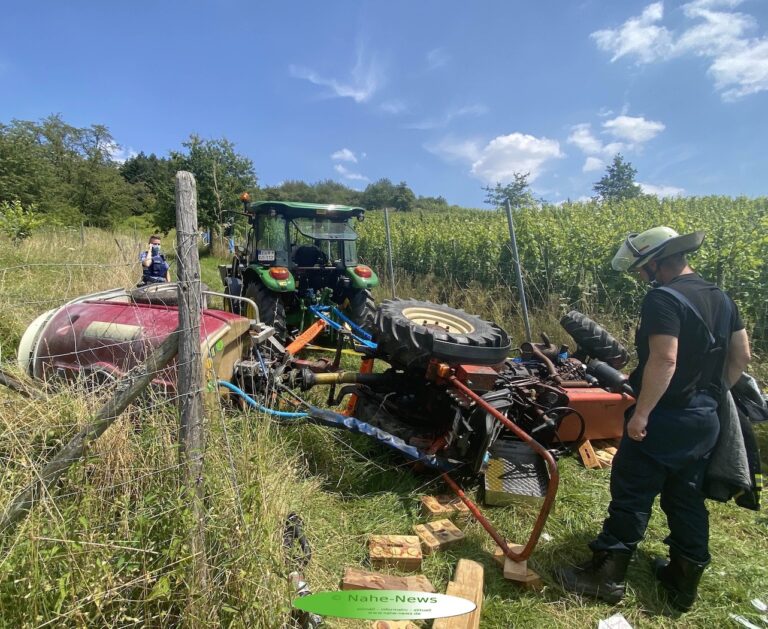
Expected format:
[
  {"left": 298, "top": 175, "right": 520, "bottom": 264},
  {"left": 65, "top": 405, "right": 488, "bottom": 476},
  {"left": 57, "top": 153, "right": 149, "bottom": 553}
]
[{"left": 174, "top": 171, "right": 209, "bottom": 603}]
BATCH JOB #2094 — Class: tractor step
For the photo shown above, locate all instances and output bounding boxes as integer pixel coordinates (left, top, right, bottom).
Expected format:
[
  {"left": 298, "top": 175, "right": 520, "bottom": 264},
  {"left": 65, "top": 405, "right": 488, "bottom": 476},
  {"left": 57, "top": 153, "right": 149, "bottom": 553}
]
[{"left": 482, "top": 440, "right": 549, "bottom": 507}]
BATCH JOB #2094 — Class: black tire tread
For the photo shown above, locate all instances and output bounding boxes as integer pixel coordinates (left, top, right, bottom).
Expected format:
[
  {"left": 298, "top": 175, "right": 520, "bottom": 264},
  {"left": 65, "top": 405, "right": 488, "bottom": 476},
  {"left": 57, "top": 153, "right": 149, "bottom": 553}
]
[
  {"left": 347, "top": 289, "right": 376, "bottom": 333},
  {"left": 560, "top": 310, "right": 629, "bottom": 368},
  {"left": 246, "top": 283, "right": 287, "bottom": 341}
]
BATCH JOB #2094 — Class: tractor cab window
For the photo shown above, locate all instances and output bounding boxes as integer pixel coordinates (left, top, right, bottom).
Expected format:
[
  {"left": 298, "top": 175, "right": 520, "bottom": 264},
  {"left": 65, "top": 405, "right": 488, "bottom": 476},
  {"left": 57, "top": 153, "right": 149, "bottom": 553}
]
[
  {"left": 256, "top": 215, "right": 287, "bottom": 249},
  {"left": 291, "top": 218, "right": 357, "bottom": 241},
  {"left": 289, "top": 218, "right": 355, "bottom": 267}
]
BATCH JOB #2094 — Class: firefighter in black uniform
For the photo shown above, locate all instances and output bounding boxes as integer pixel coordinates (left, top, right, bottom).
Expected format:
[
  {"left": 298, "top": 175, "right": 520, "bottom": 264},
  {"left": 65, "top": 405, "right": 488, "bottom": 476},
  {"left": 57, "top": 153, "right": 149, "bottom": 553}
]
[{"left": 556, "top": 226, "right": 751, "bottom": 611}]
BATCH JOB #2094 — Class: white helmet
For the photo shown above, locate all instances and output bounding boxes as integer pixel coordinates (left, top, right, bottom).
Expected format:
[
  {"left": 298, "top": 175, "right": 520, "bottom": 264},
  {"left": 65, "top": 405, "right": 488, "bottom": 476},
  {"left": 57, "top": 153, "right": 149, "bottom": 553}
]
[{"left": 611, "top": 226, "right": 705, "bottom": 272}]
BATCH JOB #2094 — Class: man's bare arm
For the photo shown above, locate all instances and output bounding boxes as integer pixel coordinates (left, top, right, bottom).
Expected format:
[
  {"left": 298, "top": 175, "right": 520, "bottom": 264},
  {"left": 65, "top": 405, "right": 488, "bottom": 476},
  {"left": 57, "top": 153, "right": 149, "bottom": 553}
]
[
  {"left": 635, "top": 334, "right": 678, "bottom": 417},
  {"left": 726, "top": 328, "right": 751, "bottom": 388}
]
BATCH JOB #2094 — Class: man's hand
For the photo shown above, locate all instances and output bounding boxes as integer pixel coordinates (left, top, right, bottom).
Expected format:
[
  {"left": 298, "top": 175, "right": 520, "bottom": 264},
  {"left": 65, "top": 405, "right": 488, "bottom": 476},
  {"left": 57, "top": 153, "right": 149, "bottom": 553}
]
[{"left": 627, "top": 411, "right": 649, "bottom": 441}]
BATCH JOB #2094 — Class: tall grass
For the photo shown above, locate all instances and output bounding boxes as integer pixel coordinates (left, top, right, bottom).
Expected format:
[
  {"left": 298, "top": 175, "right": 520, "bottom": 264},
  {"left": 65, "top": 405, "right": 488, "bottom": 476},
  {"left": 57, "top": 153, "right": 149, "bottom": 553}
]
[{"left": 0, "top": 228, "right": 766, "bottom": 628}]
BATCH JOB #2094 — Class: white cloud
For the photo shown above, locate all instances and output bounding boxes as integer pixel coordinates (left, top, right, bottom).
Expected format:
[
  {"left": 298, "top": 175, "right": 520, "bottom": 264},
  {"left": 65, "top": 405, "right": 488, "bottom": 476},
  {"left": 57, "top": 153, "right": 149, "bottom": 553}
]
[
  {"left": 583, "top": 157, "right": 605, "bottom": 172},
  {"left": 469, "top": 133, "right": 564, "bottom": 184},
  {"left": 603, "top": 115, "right": 665, "bottom": 143},
  {"left": 710, "top": 39, "right": 768, "bottom": 99},
  {"left": 289, "top": 47, "right": 382, "bottom": 103},
  {"left": 380, "top": 99, "right": 407, "bottom": 114},
  {"left": 426, "top": 47, "right": 450, "bottom": 70},
  {"left": 334, "top": 163, "right": 369, "bottom": 182},
  {"left": 591, "top": 2, "right": 673, "bottom": 63},
  {"left": 568, "top": 114, "right": 664, "bottom": 164},
  {"left": 425, "top": 136, "right": 482, "bottom": 163},
  {"left": 331, "top": 148, "right": 357, "bottom": 163},
  {"left": 568, "top": 123, "right": 604, "bottom": 154},
  {"left": 429, "top": 133, "right": 563, "bottom": 183},
  {"left": 592, "top": 1, "right": 768, "bottom": 99},
  {"left": 404, "top": 104, "right": 488, "bottom": 130},
  {"left": 104, "top": 141, "right": 137, "bottom": 164},
  {"left": 639, "top": 182, "right": 686, "bottom": 196}
]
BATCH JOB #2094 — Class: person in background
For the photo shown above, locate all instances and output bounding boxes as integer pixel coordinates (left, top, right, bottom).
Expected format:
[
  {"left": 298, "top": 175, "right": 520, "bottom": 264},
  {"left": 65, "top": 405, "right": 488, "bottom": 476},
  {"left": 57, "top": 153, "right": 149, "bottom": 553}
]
[
  {"left": 138, "top": 234, "right": 170, "bottom": 285},
  {"left": 555, "top": 226, "right": 751, "bottom": 611}
]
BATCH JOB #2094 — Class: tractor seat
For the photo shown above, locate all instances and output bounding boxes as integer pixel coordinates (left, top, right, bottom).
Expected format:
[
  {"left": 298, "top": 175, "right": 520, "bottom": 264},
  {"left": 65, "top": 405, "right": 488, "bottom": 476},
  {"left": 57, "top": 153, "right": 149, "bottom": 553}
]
[{"left": 293, "top": 245, "right": 324, "bottom": 266}]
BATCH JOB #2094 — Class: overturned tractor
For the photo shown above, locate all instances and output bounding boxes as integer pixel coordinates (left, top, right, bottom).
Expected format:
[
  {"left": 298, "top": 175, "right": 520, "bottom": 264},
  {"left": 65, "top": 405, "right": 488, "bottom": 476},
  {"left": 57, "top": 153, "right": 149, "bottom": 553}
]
[{"left": 16, "top": 285, "right": 634, "bottom": 561}]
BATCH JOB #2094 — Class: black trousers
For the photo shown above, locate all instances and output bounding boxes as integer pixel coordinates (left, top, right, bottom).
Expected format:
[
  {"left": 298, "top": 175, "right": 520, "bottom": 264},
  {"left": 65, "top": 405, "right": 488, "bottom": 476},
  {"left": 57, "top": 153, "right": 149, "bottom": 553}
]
[{"left": 590, "top": 392, "right": 720, "bottom": 563}]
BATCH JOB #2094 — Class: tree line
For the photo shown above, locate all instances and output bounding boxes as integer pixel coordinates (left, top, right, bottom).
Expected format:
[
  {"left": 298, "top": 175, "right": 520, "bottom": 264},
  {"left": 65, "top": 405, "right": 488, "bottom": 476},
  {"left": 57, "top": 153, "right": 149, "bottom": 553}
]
[{"left": 0, "top": 114, "right": 466, "bottom": 238}]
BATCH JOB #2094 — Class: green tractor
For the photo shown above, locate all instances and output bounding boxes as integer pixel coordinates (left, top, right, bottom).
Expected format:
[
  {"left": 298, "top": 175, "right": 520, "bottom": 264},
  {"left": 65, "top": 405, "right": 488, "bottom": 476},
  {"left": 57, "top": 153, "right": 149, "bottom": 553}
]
[{"left": 219, "top": 196, "right": 379, "bottom": 344}]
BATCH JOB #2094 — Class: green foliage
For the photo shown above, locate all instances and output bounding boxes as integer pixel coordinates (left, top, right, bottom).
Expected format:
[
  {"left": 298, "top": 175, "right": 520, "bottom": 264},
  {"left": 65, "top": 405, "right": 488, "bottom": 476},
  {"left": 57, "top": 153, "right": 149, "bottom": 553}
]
[
  {"left": 0, "top": 115, "right": 143, "bottom": 228},
  {"left": 593, "top": 154, "right": 642, "bottom": 201},
  {"left": 163, "top": 135, "right": 258, "bottom": 233},
  {"left": 360, "top": 177, "right": 396, "bottom": 210},
  {"left": 0, "top": 199, "right": 45, "bottom": 242},
  {"left": 356, "top": 195, "right": 768, "bottom": 347},
  {"left": 483, "top": 172, "right": 538, "bottom": 209},
  {"left": 392, "top": 181, "right": 416, "bottom": 211}
]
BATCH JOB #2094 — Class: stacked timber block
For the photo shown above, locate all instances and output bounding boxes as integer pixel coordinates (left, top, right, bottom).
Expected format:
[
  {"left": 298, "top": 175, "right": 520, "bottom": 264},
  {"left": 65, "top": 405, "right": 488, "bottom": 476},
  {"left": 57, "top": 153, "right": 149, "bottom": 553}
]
[
  {"left": 369, "top": 535, "right": 423, "bottom": 571},
  {"left": 413, "top": 519, "right": 465, "bottom": 554},
  {"left": 433, "top": 559, "right": 484, "bottom": 629},
  {"left": 420, "top": 494, "right": 471, "bottom": 521},
  {"left": 370, "top": 622, "right": 419, "bottom": 629},
  {"left": 578, "top": 439, "right": 620, "bottom": 469},
  {"left": 492, "top": 542, "right": 543, "bottom": 589},
  {"left": 342, "top": 567, "right": 435, "bottom": 592}
]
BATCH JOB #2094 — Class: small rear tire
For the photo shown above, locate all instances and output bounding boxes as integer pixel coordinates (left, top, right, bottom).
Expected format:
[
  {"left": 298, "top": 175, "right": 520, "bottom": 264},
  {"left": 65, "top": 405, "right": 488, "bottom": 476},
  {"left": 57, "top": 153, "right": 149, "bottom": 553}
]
[
  {"left": 560, "top": 310, "right": 629, "bottom": 369},
  {"left": 347, "top": 288, "right": 376, "bottom": 333},
  {"left": 245, "top": 283, "right": 287, "bottom": 342}
]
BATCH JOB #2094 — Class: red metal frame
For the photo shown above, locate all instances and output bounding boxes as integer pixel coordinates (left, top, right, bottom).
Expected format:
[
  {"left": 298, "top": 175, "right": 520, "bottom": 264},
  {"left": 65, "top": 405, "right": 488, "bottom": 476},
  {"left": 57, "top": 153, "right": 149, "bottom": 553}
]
[{"left": 446, "top": 371, "right": 560, "bottom": 562}]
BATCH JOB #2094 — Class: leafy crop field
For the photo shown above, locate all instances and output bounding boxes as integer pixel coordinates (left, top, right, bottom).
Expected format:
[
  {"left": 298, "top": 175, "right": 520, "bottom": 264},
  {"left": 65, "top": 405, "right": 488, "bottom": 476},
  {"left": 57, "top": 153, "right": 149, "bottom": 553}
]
[
  {"left": 357, "top": 196, "right": 768, "bottom": 351},
  {"left": 0, "top": 226, "right": 766, "bottom": 628}
]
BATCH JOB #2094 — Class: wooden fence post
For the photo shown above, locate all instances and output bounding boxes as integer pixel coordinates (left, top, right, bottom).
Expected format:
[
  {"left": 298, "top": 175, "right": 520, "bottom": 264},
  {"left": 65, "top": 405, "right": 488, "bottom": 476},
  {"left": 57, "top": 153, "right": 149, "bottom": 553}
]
[{"left": 174, "top": 171, "right": 209, "bottom": 607}]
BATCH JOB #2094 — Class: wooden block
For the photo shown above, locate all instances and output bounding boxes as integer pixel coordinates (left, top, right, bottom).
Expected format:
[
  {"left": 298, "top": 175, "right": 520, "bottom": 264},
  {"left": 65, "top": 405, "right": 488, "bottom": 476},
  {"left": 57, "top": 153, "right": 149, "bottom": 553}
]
[
  {"left": 342, "top": 567, "right": 435, "bottom": 593},
  {"left": 492, "top": 543, "right": 524, "bottom": 567},
  {"left": 413, "top": 519, "right": 465, "bottom": 554},
  {"left": 370, "top": 621, "right": 419, "bottom": 629},
  {"left": 578, "top": 440, "right": 604, "bottom": 469},
  {"left": 420, "top": 494, "right": 471, "bottom": 520},
  {"left": 595, "top": 450, "right": 615, "bottom": 466},
  {"left": 492, "top": 543, "right": 542, "bottom": 585},
  {"left": 369, "top": 535, "right": 422, "bottom": 571},
  {"left": 433, "top": 559, "right": 483, "bottom": 629}
]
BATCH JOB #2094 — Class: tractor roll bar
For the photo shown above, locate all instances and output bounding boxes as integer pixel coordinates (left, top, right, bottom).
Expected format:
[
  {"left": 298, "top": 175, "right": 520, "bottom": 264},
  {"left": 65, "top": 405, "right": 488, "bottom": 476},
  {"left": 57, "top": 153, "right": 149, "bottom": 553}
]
[{"left": 447, "top": 373, "right": 559, "bottom": 563}]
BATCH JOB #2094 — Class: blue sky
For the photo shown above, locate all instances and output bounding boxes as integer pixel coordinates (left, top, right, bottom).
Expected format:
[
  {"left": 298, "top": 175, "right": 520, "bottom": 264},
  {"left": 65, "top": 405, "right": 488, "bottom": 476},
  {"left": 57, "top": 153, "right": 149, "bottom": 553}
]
[{"left": 1, "top": 0, "right": 766, "bottom": 206}]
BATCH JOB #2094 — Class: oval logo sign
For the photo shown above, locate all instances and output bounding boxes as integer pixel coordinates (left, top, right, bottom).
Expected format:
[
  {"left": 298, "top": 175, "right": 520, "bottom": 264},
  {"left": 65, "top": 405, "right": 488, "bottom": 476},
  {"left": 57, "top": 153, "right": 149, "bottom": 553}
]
[{"left": 292, "top": 590, "right": 475, "bottom": 620}]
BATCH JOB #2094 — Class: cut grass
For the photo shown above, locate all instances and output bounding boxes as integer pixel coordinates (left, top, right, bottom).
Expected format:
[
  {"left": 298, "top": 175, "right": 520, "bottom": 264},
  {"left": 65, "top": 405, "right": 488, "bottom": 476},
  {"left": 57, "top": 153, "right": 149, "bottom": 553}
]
[{"left": 0, "top": 229, "right": 766, "bottom": 628}]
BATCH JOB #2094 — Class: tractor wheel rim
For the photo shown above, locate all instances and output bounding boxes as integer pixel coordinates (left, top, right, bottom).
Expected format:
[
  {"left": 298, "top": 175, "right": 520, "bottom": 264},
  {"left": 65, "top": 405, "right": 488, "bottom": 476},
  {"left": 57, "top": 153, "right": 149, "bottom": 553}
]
[{"left": 400, "top": 306, "right": 475, "bottom": 334}]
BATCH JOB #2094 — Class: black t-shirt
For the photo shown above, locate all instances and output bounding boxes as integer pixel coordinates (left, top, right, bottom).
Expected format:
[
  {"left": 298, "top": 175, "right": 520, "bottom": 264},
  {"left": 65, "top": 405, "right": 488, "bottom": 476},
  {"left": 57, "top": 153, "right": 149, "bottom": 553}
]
[{"left": 629, "top": 273, "right": 744, "bottom": 408}]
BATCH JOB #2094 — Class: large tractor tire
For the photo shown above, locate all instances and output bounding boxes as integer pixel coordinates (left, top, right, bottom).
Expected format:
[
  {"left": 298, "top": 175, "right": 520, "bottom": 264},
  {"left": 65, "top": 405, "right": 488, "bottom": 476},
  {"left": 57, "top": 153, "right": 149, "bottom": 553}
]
[
  {"left": 560, "top": 310, "right": 629, "bottom": 369},
  {"left": 245, "top": 283, "right": 287, "bottom": 342},
  {"left": 374, "top": 299, "right": 511, "bottom": 369},
  {"left": 130, "top": 282, "right": 208, "bottom": 308},
  {"left": 347, "top": 288, "right": 376, "bottom": 333}
]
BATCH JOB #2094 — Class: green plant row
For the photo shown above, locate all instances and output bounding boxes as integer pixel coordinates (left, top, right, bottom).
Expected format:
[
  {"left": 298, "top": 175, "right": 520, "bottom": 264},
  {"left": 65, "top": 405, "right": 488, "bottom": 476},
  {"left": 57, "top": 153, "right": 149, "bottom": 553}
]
[{"left": 356, "top": 196, "right": 768, "bottom": 343}]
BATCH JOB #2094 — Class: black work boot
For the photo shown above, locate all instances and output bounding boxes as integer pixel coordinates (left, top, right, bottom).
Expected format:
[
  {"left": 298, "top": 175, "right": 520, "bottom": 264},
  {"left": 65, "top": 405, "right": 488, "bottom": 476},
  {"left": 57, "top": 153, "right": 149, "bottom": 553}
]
[
  {"left": 555, "top": 550, "right": 632, "bottom": 604},
  {"left": 653, "top": 551, "right": 708, "bottom": 611}
]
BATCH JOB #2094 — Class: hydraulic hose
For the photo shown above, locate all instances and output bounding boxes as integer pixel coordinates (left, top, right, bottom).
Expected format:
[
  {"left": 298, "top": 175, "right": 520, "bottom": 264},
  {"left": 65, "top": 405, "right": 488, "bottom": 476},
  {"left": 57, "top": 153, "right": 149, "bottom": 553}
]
[{"left": 217, "top": 380, "right": 308, "bottom": 419}]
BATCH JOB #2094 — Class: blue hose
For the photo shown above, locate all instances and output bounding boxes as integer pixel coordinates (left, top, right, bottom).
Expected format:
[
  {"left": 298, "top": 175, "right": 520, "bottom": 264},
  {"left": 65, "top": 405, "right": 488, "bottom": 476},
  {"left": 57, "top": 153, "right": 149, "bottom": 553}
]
[{"left": 217, "top": 380, "right": 307, "bottom": 419}]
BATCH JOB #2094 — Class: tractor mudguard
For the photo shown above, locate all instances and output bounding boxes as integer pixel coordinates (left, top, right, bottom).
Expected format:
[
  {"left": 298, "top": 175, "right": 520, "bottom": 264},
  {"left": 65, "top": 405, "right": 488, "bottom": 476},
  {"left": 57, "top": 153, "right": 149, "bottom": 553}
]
[
  {"left": 344, "top": 267, "right": 379, "bottom": 290},
  {"left": 251, "top": 265, "right": 296, "bottom": 293}
]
